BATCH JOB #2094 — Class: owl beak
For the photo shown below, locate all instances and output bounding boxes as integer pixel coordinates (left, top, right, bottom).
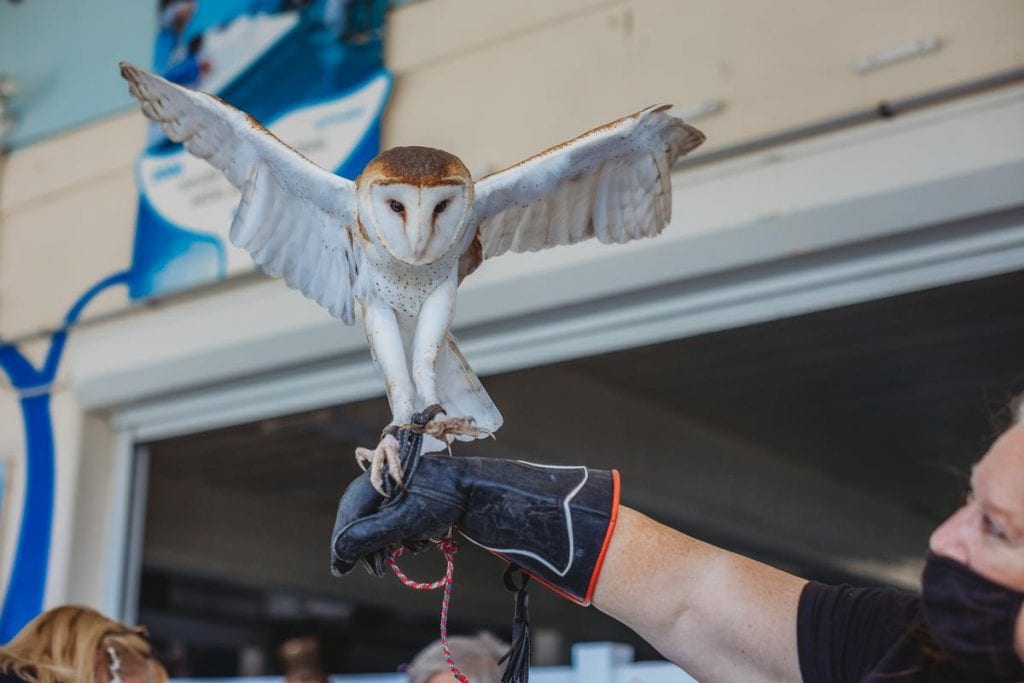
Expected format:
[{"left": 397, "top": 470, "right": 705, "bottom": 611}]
[
  {"left": 411, "top": 224, "right": 430, "bottom": 261},
  {"left": 410, "top": 195, "right": 433, "bottom": 261}
]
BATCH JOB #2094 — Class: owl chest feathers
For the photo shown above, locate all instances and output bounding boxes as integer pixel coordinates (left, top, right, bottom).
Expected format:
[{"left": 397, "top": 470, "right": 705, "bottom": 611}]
[{"left": 357, "top": 235, "right": 462, "bottom": 318}]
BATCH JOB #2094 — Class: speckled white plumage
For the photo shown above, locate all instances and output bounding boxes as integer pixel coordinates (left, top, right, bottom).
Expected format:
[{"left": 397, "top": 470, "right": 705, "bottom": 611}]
[{"left": 121, "top": 63, "right": 705, "bottom": 461}]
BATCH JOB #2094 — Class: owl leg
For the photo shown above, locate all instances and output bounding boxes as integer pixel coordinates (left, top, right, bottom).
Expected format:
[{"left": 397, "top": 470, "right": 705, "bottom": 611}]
[
  {"left": 360, "top": 301, "right": 415, "bottom": 495},
  {"left": 411, "top": 277, "right": 456, "bottom": 409},
  {"left": 364, "top": 300, "right": 416, "bottom": 425},
  {"left": 410, "top": 280, "right": 484, "bottom": 443}
]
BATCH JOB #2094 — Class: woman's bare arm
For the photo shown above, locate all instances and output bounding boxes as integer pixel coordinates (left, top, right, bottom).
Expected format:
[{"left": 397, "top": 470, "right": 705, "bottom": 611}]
[{"left": 593, "top": 507, "right": 807, "bottom": 683}]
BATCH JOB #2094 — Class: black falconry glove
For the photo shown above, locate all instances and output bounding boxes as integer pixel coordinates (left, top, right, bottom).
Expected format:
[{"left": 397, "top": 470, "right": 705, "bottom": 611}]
[{"left": 330, "top": 420, "right": 620, "bottom": 606}]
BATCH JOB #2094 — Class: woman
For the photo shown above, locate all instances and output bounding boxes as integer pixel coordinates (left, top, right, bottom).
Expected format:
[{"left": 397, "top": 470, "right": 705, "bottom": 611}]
[
  {"left": 331, "top": 400, "right": 1024, "bottom": 681},
  {"left": 0, "top": 606, "right": 167, "bottom": 683}
]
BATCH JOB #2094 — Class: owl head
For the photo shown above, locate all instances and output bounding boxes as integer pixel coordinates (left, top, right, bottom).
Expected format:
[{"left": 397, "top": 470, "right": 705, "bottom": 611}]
[{"left": 356, "top": 146, "right": 473, "bottom": 265}]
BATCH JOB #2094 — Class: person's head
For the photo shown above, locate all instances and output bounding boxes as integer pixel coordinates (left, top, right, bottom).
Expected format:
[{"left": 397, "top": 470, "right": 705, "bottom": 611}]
[
  {"left": 405, "top": 632, "right": 507, "bottom": 683},
  {"left": 278, "top": 636, "right": 326, "bottom": 683},
  {"left": 929, "top": 398, "right": 1024, "bottom": 589},
  {"left": 0, "top": 605, "right": 167, "bottom": 683},
  {"left": 926, "top": 395, "right": 1024, "bottom": 670}
]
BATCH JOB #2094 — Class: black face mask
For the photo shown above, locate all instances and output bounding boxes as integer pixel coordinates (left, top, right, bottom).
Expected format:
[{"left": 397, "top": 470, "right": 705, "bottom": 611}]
[{"left": 921, "top": 552, "right": 1024, "bottom": 680}]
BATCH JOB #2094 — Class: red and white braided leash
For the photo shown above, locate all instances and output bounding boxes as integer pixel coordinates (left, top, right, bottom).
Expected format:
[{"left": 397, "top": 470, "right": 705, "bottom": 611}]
[{"left": 387, "top": 539, "right": 469, "bottom": 683}]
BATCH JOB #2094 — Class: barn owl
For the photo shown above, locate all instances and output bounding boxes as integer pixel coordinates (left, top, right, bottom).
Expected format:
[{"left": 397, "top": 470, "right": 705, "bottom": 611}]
[{"left": 121, "top": 63, "right": 705, "bottom": 494}]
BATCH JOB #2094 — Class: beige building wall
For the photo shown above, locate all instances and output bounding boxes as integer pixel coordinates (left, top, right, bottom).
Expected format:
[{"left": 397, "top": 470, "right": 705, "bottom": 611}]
[
  {"left": 0, "top": 0, "right": 1022, "bottom": 615},
  {"left": 4, "top": 0, "right": 1023, "bottom": 339}
]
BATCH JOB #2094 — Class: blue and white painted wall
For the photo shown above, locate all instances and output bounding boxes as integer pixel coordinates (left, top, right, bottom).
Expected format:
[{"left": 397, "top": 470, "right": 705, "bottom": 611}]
[{"left": 0, "top": 0, "right": 391, "bottom": 640}]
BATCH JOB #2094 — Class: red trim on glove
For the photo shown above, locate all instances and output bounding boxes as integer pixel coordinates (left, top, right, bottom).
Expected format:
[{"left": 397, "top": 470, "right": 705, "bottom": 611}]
[
  {"left": 511, "top": 469, "right": 621, "bottom": 607},
  {"left": 482, "top": 469, "right": 622, "bottom": 607},
  {"left": 582, "top": 468, "right": 620, "bottom": 606}
]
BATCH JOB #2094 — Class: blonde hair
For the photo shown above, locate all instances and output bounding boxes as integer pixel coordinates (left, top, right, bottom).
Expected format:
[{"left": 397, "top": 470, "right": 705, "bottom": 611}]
[
  {"left": 405, "top": 632, "right": 508, "bottom": 683},
  {"left": 0, "top": 605, "right": 167, "bottom": 683}
]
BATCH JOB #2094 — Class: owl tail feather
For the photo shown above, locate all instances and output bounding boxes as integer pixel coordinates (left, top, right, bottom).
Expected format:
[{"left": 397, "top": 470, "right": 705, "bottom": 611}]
[{"left": 422, "top": 333, "right": 503, "bottom": 454}]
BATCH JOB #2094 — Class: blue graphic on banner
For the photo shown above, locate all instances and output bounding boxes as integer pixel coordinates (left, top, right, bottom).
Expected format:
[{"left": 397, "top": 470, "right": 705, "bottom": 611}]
[
  {"left": 132, "top": 0, "right": 390, "bottom": 300},
  {"left": 0, "top": 272, "right": 130, "bottom": 641},
  {"left": 128, "top": 192, "right": 225, "bottom": 300}
]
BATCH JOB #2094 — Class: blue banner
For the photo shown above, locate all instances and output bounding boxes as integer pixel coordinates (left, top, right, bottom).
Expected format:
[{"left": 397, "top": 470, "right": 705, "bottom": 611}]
[{"left": 130, "top": 0, "right": 391, "bottom": 300}]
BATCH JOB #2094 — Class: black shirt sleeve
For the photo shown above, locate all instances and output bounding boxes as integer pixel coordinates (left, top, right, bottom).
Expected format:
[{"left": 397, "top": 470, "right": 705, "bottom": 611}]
[{"left": 798, "top": 580, "right": 924, "bottom": 683}]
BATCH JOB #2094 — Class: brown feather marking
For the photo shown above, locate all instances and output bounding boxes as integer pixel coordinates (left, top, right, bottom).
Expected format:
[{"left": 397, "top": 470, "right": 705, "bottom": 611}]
[
  {"left": 237, "top": 109, "right": 314, "bottom": 162},
  {"left": 356, "top": 218, "right": 372, "bottom": 244},
  {"left": 458, "top": 233, "right": 483, "bottom": 283},
  {"left": 362, "top": 146, "right": 470, "bottom": 186},
  {"left": 477, "top": 104, "right": 703, "bottom": 182}
]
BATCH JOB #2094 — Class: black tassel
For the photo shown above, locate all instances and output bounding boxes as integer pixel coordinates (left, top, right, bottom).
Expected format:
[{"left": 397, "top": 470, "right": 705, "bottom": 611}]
[{"left": 499, "top": 565, "right": 531, "bottom": 683}]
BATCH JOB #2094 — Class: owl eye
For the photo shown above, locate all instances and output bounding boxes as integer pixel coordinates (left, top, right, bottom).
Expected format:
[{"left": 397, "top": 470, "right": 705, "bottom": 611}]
[
  {"left": 389, "top": 200, "right": 405, "bottom": 214},
  {"left": 434, "top": 200, "right": 449, "bottom": 215}
]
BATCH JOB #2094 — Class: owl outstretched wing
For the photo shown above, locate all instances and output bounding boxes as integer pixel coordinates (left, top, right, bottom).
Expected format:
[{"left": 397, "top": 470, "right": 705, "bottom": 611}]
[
  {"left": 121, "top": 63, "right": 361, "bottom": 324},
  {"left": 471, "top": 105, "right": 704, "bottom": 260}
]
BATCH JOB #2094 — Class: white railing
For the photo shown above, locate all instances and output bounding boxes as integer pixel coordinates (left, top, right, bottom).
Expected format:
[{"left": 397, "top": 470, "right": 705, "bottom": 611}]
[{"left": 174, "top": 642, "right": 697, "bottom": 683}]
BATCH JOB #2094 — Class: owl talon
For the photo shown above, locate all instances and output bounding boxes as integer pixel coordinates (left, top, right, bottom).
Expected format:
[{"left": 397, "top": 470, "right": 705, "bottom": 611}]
[
  {"left": 355, "top": 433, "right": 403, "bottom": 497},
  {"left": 424, "top": 412, "right": 490, "bottom": 441}
]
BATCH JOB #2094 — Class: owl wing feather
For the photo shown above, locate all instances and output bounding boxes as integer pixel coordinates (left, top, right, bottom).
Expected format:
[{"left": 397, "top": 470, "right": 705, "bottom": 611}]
[
  {"left": 471, "top": 105, "right": 704, "bottom": 261},
  {"left": 121, "top": 63, "right": 361, "bottom": 324}
]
